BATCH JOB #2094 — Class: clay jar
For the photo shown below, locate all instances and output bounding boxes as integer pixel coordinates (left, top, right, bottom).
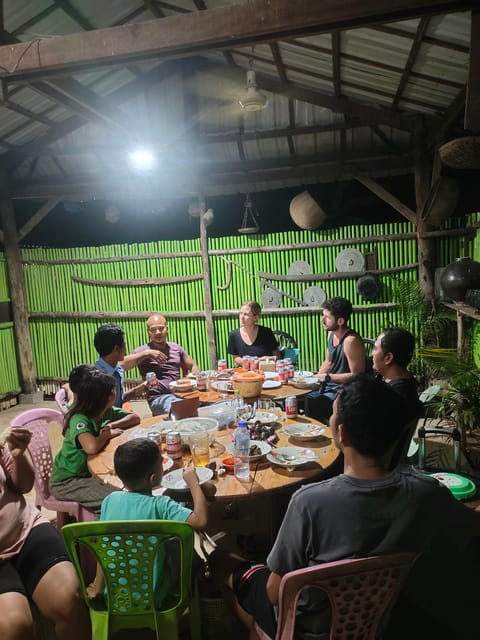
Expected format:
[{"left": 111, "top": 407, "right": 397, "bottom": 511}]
[{"left": 440, "top": 257, "right": 480, "bottom": 302}]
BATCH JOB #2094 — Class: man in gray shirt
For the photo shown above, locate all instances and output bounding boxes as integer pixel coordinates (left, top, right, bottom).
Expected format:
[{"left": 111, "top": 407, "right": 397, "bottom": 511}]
[{"left": 215, "top": 374, "right": 480, "bottom": 638}]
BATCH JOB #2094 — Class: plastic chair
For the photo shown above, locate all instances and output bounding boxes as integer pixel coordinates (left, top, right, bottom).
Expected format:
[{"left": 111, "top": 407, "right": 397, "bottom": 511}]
[
  {"left": 361, "top": 337, "right": 375, "bottom": 373},
  {"left": 62, "top": 520, "right": 202, "bottom": 640},
  {"left": 273, "top": 330, "right": 299, "bottom": 365},
  {"left": 54, "top": 387, "right": 68, "bottom": 413},
  {"left": 252, "top": 552, "right": 418, "bottom": 640},
  {"left": 10, "top": 408, "right": 95, "bottom": 529}
]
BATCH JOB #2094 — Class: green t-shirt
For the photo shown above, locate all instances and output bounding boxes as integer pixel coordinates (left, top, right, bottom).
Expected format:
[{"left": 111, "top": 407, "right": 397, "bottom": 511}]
[
  {"left": 51, "top": 406, "right": 128, "bottom": 483},
  {"left": 101, "top": 491, "right": 192, "bottom": 606}
]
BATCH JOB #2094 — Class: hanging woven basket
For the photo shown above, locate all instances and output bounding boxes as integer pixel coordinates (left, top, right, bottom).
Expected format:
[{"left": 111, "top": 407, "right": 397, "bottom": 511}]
[
  {"left": 289, "top": 191, "right": 327, "bottom": 230},
  {"left": 438, "top": 136, "right": 480, "bottom": 170}
]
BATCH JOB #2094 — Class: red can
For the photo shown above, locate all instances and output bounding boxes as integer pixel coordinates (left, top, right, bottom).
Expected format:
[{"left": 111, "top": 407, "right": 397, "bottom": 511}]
[
  {"left": 279, "top": 365, "right": 289, "bottom": 384},
  {"left": 166, "top": 430, "right": 183, "bottom": 459},
  {"left": 242, "top": 356, "right": 251, "bottom": 370},
  {"left": 285, "top": 396, "right": 298, "bottom": 419},
  {"left": 196, "top": 372, "right": 208, "bottom": 391},
  {"left": 250, "top": 357, "right": 259, "bottom": 371},
  {"left": 217, "top": 359, "right": 227, "bottom": 372}
]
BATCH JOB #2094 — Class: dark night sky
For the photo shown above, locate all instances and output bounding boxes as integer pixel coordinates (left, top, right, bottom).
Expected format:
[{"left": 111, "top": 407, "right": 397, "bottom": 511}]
[{"left": 13, "top": 172, "right": 476, "bottom": 248}]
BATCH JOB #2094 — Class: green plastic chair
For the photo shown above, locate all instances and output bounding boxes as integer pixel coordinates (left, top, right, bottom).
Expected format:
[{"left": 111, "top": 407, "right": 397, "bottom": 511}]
[{"left": 62, "top": 520, "right": 201, "bottom": 640}]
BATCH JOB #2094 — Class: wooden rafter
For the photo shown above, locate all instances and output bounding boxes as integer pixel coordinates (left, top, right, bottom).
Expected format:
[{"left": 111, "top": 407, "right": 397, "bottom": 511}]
[
  {"left": 17, "top": 198, "right": 61, "bottom": 242},
  {"left": 392, "top": 17, "right": 430, "bottom": 109},
  {"left": 270, "top": 42, "right": 295, "bottom": 155},
  {"left": 0, "top": 0, "right": 475, "bottom": 81},
  {"left": 350, "top": 168, "right": 417, "bottom": 223},
  {"left": 11, "top": 152, "right": 413, "bottom": 200},
  {"left": 465, "top": 9, "right": 480, "bottom": 130}
]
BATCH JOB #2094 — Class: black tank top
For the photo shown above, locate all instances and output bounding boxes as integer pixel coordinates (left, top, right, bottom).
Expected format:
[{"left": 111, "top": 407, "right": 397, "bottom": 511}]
[{"left": 327, "top": 329, "right": 357, "bottom": 375}]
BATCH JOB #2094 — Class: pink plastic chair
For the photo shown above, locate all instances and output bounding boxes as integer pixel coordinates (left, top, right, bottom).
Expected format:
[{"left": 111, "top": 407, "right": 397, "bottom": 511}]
[
  {"left": 251, "top": 552, "right": 418, "bottom": 640},
  {"left": 54, "top": 387, "right": 68, "bottom": 413},
  {"left": 10, "top": 408, "right": 95, "bottom": 529}
]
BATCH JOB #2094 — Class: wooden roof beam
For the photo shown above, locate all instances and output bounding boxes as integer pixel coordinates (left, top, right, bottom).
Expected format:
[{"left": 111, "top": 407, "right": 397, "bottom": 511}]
[
  {"left": 0, "top": 0, "right": 475, "bottom": 80},
  {"left": 350, "top": 168, "right": 417, "bottom": 223},
  {"left": 392, "top": 17, "right": 429, "bottom": 109},
  {"left": 17, "top": 197, "right": 61, "bottom": 242},
  {"left": 10, "top": 152, "right": 413, "bottom": 199},
  {"left": 465, "top": 9, "right": 480, "bottom": 130}
]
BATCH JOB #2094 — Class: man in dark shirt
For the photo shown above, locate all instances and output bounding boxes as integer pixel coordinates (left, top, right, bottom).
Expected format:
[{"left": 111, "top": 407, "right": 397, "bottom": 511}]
[{"left": 306, "top": 296, "right": 365, "bottom": 422}]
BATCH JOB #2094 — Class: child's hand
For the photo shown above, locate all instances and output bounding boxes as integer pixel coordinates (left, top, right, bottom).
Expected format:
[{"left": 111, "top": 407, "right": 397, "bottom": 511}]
[
  {"left": 183, "top": 466, "right": 200, "bottom": 489},
  {"left": 6, "top": 428, "right": 32, "bottom": 457},
  {"left": 100, "top": 425, "right": 122, "bottom": 440},
  {"left": 86, "top": 580, "right": 104, "bottom": 600}
]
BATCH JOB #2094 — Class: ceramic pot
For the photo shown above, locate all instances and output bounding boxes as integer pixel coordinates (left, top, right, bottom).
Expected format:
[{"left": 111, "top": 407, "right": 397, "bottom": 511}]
[{"left": 440, "top": 257, "right": 480, "bottom": 302}]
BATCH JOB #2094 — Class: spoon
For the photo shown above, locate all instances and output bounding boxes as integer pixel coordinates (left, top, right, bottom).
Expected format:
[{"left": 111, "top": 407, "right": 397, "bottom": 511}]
[{"left": 274, "top": 453, "right": 297, "bottom": 463}]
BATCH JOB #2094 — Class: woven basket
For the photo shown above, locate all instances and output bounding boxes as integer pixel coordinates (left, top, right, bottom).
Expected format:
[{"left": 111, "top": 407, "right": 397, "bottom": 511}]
[
  {"left": 439, "top": 136, "right": 480, "bottom": 170},
  {"left": 289, "top": 191, "right": 327, "bottom": 230}
]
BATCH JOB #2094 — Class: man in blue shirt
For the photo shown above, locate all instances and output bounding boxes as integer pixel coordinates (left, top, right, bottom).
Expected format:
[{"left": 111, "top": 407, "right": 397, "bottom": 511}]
[{"left": 94, "top": 323, "right": 145, "bottom": 407}]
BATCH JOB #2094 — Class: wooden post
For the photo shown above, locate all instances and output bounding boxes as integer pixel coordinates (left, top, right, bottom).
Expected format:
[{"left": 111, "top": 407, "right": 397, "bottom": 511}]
[
  {"left": 0, "top": 171, "right": 38, "bottom": 396},
  {"left": 414, "top": 118, "right": 435, "bottom": 305},
  {"left": 199, "top": 198, "right": 217, "bottom": 368}
]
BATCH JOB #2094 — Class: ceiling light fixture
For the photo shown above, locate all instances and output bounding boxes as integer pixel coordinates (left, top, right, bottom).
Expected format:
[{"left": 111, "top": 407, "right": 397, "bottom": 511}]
[
  {"left": 239, "top": 49, "right": 267, "bottom": 112},
  {"left": 128, "top": 149, "right": 156, "bottom": 170}
]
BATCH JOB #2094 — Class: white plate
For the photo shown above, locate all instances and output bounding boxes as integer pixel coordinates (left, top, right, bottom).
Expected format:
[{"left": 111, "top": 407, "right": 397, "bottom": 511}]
[
  {"left": 295, "top": 370, "right": 314, "bottom": 378},
  {"left": 263, "top": 371, "right": 278, "bottom": 380},
  {"left": 267, "top": 446, "right": 319, "bottom": 467},
  {"left": 263, "top": 380, "right": 282, "bottom": 389},
  {"left": 283, "top": 424, "right": 326, "bottom": 440},
  {"left": 226, "top": 440, "right": 272, "bottom": 460},
  {"left": 248, "top": 411, "right": 279, "bottom": 425},
  {"left": 290, "top": 377, "right": 319, "bottom": 390},
  {"left": 211, "top": 380, "right": 234, "bottom": 394},
  {"left": 161, "top": 466, "right": 213, "bottom": 491},
  {"left": 170, "top": 380, "right": 196, "bottom": 392}
]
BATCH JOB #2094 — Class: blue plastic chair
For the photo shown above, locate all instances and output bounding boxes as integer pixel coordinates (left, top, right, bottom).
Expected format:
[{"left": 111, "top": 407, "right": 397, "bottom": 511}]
[{"left": 62, "top": 520, "right": 201, "bottom": 640}]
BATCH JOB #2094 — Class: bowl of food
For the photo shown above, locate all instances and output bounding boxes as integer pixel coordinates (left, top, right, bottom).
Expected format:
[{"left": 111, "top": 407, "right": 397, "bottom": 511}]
[
  {"left": 231, "top": 371, "right": 265, "bottom": 398},
  {"left": 290, "top": 377, "right": 319, "bottom": 390},
  {"left": 221, "top": 456, "right": 235, "bottom": 472},
  {"left": 171, "top": 417, "right": 219, "bottom": 445},
  {"left": 198, "top": 401, "right": 237, "bottom": 429},
  {"left": 171, "top": 378, "right": 195, "bottom": 392}
]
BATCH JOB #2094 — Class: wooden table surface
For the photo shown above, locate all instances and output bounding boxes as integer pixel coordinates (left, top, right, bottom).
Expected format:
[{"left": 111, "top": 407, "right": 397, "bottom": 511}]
[{"left": 88, "top": 414, "right": 338, "bottom": 500}]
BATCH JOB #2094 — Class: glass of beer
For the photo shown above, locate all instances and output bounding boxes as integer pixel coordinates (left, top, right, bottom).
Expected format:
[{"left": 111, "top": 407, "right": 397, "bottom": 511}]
[{"left": 189, "top": 432, "right": 210, "bottom": 467}]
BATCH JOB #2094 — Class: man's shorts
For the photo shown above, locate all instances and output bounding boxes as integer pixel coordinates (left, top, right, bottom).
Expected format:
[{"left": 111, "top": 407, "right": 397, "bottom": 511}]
[
  {"left": 0, "top": 523, "right": 70, "bottom": 597},
  {"left": 232, "top": 560, "right": 277, "bottom": 638}
]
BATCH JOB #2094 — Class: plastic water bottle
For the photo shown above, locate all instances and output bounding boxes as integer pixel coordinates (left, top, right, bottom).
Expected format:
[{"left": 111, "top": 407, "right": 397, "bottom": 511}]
[{"left": 234, "top": 420, "right": 250, "bottom": 480}]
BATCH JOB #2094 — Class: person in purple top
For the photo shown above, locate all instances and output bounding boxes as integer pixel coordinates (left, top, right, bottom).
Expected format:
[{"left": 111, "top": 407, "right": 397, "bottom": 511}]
[{"left": 125, "top": 313, "right": 199, "bottom": 416}]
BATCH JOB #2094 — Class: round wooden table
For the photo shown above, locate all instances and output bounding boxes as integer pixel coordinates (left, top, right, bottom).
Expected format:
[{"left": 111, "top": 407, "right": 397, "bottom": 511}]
[{"left": 88, "top": 415, "right": 338, "bottom": 500}]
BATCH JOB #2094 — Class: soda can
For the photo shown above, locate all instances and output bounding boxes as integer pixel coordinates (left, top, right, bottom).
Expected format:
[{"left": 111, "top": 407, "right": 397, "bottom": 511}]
[
  {"left": 287, "top": 365, "right": 295, "bottom": 380},
  {"left": 242, "top": 356, "right": 251, "bottom": 370},
  {"left": 250, "top": 357, "right": 259, "bottom": 371},
  {"left": 275, "top": 359, "right": 284, "bottom": 374},
  {"left": 166, "top": 431, "right": 183, "bottom": 459},
  {"left": 146, "top": 371, "right": 158, "bottom": 388},
  {"left": 285, "top": 396, "right": 298, "bottom": 419},
  {"left": 196, "top": 372, "right": 208, "bottom": 391},
  {"left": 217, "top": 359, "right": 227, "bottom": 372},
  {"left": 279, "top": 365, "right": 289, "bottom": 384},
  {"left": 147, "top": 431, "right": 161, "bottom": 446}
]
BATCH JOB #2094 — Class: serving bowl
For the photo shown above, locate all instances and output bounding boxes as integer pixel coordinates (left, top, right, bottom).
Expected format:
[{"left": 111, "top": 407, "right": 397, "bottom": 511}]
[{"left": 231, "top": 371, "right": 264, "bottom": 398}]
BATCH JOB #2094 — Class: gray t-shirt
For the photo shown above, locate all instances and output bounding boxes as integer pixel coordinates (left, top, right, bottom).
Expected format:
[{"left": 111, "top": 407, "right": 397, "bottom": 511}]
[{"left": 267, "top": 468, "right": 480, "bottom": 636}]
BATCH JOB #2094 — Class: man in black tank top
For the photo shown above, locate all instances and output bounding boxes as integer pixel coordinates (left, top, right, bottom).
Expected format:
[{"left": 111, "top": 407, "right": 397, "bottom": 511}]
[{"left": 306, "top": 297, "right": 366, "bottom": 422}]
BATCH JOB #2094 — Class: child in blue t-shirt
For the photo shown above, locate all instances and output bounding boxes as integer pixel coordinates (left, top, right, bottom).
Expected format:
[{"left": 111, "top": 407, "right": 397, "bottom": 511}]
[{"left": 87, "top": 438, "right": 209, "bottom": 605}]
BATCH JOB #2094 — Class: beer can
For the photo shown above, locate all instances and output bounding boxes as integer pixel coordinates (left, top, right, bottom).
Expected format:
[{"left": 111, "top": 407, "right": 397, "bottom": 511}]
[
  {"left": 285, "top": 396, "right": 298, "bottom": 419},
  {"left": 287, "top": 365, "right": 295, "bottom": 379},
  {"left": 166, "top": 430, "right": 183, "bottom": 459},
  {"left": 242, "top": 356, "right": 251, "bottom": 370},
  {"left": 217, "top": 359, "right": 227, "bottom": 372},
  {"left": 250, "top": 357, "right": 259, "bottom": 371},
  {"left": 279, "top": 365, "right": 289, "bottom": 384},
  {"left": 275, "top": 359, "right": 284, "bottom": 374},
  {"left": 147, "top": 431, "right": 161, "bottom": 446},
  {"left": 196, "top": 372, "right": 208, "bottom": 391},
  {"left": 146, "top": 371, "right": 158, "bottom": 388}
]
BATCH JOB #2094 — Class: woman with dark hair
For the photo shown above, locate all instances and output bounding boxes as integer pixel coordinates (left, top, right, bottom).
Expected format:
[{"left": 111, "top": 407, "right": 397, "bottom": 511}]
[{"left": 227, "top": 301, "right": 281, "bottom": 366}]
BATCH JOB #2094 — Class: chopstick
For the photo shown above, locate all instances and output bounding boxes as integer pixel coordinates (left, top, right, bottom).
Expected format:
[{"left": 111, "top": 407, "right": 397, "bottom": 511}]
[{"left": 249, "top": 461, "right": 260, "bottom": 495}]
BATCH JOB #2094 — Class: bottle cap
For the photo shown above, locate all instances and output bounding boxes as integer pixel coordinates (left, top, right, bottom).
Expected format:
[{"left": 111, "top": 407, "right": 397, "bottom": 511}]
[{"left": 238, "top": 421, "right": 248, "bottom": 428}]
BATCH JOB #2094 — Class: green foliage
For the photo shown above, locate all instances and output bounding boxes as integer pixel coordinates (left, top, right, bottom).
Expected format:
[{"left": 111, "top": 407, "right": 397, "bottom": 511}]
[
  {"left": 419, "top": 347, "right": 480, "bottom": 435},
  {"left": 388, "top": 276, "right": 454, "bottom": 347}
]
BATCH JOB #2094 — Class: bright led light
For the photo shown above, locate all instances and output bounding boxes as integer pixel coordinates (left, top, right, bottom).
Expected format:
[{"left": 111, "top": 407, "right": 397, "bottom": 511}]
[{"left": 129, "top": 149, "right": 156, "bottom": 169}]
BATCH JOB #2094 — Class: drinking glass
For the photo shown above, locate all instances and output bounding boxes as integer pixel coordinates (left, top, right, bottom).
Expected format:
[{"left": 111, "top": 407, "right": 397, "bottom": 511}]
[{"left": 189, "top": 432, "right": 210, "bottom": 467}]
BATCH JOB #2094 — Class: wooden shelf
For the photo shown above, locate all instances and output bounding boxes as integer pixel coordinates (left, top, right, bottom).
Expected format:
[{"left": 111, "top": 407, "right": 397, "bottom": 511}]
[{"left": 442, "top": 302, "right": 480, "bottom": 321}]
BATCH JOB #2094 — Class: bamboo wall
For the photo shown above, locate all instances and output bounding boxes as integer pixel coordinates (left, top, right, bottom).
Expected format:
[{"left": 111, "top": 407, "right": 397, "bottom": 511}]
[{"left": 0, "top": 218, "right": 474, "bottom": 395}]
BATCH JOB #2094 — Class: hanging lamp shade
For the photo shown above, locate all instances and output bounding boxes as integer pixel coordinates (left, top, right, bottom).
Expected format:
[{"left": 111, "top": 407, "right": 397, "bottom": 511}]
[{"left": 289, "top": 191, "right": 327, "bottom": 230}]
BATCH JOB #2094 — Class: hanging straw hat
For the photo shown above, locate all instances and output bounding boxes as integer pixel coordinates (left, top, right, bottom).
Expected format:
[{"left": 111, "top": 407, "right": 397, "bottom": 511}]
[
  {"left": 289, "top": 191, "right": 328, "bottom": 230},
  {"left": 439, "top": 136, "right": 480, "bottom": 170}
]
